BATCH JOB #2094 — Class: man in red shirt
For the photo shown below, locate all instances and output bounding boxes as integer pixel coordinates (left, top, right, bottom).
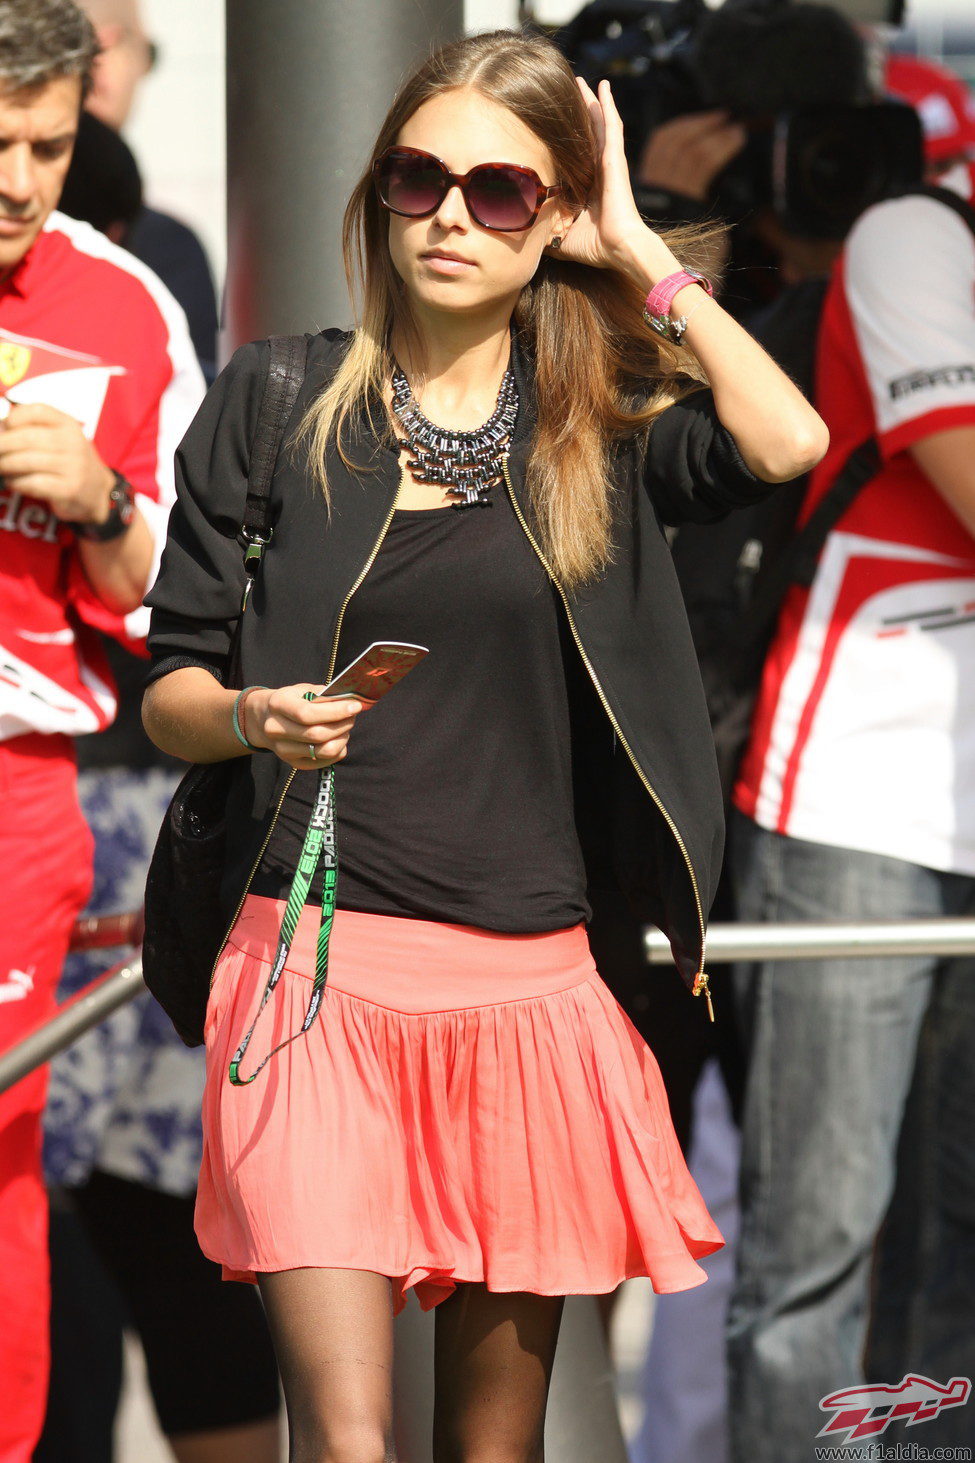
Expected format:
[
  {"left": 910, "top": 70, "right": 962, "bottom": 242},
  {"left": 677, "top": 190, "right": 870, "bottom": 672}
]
[{"left": 0, "top": 4, "right": 203, "bottom": 1456}]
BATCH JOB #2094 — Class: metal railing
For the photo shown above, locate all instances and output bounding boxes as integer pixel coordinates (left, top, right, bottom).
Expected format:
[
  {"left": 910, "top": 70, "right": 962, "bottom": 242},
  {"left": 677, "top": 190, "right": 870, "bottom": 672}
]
[
  {"left": 645, "top": 918, "right": 975, "bottom": 964},
  {"left": 69, "top": 909, "right": 143, "bottom": 953},
  {"left": 0, "top": 955, "right": 145, "bottom": 1095},
  {"left": 0, "top": 913, "right": 146, "bottom": 1096}
]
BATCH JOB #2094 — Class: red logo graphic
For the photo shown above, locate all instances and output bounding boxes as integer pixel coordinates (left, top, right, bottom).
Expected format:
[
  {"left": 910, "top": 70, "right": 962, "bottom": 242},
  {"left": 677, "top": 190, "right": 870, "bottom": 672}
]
[
  {"left": 0, "top": 328, "right": 123, "bottom": 439},
  {"left": 818, "top": 1375, "right": 971, "bottom": 1442}
]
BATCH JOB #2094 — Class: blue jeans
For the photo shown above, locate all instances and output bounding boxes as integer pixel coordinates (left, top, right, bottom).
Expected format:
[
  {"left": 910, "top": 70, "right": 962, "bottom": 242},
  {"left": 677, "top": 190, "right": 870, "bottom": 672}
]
[{"left": 726, "top": 812, "right": 975, "bottom": 1461}]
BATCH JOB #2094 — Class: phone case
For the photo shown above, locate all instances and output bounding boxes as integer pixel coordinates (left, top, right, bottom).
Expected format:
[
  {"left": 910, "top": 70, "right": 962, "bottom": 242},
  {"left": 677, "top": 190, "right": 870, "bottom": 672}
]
[{"left": 317, "top": 641, "right": 428, "bottom": 704}]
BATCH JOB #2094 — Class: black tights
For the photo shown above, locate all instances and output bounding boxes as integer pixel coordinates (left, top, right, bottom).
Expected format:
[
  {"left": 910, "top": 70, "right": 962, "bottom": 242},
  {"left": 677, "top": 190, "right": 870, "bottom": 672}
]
[{"left": 258, "top": 1268, "right": 565, "bottom": 1463}]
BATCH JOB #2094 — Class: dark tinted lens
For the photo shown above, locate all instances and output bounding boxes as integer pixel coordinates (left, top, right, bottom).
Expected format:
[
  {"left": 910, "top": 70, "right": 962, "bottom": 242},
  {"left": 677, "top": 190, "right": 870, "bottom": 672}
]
[
  {"left": 378, "top": 152, "right": 446, "bottom": 217},
  {"left": 467, "top": 166, "right": 537, "bottom": 229}
]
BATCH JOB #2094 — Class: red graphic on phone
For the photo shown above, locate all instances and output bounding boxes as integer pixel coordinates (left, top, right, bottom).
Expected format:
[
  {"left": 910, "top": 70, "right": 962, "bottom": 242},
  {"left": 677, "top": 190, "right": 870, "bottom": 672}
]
[{"left": 311, "top": 642, "right": 428, "bottom": 708}]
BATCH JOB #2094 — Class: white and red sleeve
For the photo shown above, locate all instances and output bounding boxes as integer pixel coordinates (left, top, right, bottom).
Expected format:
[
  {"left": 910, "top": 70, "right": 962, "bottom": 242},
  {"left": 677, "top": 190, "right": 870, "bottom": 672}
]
[
  {"left": 56, "top": 216, "right": 206, "bottom": 650},
  {"left": 842, "top": 191, "right": 975, "bottom": 458},
  {"left": 109, "top": 297, "right": 206, "bottom": 648}
]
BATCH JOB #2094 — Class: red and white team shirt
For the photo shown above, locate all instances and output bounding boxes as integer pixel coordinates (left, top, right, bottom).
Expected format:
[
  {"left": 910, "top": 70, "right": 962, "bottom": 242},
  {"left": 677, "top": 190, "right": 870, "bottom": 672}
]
[
  {"left": 735, "top": 182, "right": 975, "bottom": 875},
  {"left": 0, "top": 210, "right": 204, "bottom": 742}
]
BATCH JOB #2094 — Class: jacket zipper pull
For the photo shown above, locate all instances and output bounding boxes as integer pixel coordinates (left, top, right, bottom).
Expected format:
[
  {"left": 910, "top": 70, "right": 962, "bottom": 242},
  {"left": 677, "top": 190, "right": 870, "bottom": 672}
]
[{"left": 693, "top": 971, "right": 715, "bottom": 1022}]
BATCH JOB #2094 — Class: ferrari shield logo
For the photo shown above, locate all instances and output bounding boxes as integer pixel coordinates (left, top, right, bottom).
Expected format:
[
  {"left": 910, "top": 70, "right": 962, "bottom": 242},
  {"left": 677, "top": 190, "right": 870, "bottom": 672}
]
[{"left": 0, "top": 343, "right": 31, "bottom": 387}]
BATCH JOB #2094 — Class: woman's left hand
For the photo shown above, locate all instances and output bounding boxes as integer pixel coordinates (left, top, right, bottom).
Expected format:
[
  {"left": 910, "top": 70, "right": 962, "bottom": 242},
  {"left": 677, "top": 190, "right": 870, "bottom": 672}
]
[{"left": 556, "top": 78, "right": 677, "bottom": 276}]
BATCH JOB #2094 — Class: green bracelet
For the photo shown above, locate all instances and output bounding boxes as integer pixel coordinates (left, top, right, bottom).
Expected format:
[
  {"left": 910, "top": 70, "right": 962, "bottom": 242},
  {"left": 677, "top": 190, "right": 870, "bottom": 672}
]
[{"left": 232, "top": 685, "right": 267, "bottom": 751}]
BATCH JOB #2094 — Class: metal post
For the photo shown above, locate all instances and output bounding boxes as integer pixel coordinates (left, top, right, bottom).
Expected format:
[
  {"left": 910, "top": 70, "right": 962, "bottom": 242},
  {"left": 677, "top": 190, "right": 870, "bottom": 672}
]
[{"left": 224, "top": 0, "right": 464, "bottom": 349}]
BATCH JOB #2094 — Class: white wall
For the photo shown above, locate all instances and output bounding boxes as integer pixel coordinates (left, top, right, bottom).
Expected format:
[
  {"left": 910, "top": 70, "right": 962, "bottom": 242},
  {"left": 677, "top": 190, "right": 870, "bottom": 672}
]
[
  {"left": 466, "top": 0, "right": 519, "bottom": 29},
  {"left": 121, "top": 0, "right": 225, "bottom": 284}
]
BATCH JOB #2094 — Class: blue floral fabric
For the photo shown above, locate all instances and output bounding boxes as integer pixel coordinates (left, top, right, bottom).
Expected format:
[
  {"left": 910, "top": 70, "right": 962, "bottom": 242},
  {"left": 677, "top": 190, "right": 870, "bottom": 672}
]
[{"left": 42, "top": 767, "right": 206, "bottom": 1197}]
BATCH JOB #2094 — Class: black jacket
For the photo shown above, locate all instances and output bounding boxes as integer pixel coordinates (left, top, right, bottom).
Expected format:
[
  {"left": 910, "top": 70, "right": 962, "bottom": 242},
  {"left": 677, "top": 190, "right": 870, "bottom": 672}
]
[{"left": 146, "top": 329, "right": 774, "bottom": 1004}]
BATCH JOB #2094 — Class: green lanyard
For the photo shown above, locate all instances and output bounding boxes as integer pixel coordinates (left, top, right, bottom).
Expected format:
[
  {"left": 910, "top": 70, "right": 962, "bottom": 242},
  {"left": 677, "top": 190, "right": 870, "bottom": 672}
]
[{"left": 228, "top": 766, "right": 337, "bottom": 1086}]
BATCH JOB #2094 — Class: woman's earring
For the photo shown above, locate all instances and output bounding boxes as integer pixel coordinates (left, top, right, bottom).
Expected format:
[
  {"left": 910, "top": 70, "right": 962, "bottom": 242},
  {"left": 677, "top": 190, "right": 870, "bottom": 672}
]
[{"left": 550, "top": 235, "right": 562, "bottom": 250}]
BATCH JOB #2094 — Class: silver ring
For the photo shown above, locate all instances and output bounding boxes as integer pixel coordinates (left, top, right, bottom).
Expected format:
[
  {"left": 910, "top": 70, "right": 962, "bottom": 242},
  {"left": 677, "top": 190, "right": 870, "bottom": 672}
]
[{"left": 307, "top": 743, "right": 318, "bottom": 760}]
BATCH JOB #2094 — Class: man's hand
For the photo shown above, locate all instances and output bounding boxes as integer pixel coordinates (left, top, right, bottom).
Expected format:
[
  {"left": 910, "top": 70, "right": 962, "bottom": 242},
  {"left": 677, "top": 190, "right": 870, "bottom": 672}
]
[
  {"left": 0, "top": 402, "right": 115, "bottom": 525},
  {"left": 636, "top": 110, "right": 747, "bottom": 203},
  {"left": 0, "top": 400, "right": 154, "bottom": 614}
]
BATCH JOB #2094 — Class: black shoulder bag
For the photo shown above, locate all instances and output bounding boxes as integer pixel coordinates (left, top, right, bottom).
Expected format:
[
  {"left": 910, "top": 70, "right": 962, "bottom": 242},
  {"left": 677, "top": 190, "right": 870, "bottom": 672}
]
[{"left": 141, "top": 334, "right": 309, "bottom": 1048}]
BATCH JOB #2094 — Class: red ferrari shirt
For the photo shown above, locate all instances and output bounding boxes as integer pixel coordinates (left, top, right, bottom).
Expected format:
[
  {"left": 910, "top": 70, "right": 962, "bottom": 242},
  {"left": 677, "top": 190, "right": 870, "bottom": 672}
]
[
  {"left": 0, "top": 210, "right": 204, "bottom": 741},
  {"left": 735, "top": 181, "right": 975, "bottom": 874}
]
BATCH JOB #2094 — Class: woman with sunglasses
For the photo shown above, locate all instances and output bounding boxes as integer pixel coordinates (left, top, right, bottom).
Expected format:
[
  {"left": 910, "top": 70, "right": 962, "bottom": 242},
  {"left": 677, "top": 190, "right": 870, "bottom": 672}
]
[{"left": 143, "top": 29, "right": 826, "bottom": 1463}]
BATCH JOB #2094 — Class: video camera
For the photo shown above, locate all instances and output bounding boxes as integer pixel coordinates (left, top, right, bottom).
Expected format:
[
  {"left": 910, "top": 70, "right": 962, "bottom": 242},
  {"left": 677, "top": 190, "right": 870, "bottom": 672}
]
[{"left": 554, "top": 0, "right": 924, "bottom": 239}]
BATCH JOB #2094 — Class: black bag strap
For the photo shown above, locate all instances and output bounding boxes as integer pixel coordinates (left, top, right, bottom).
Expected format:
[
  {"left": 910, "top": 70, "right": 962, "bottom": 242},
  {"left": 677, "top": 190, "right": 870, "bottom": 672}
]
[
  {"left": 912, "top": 182, "right": 975, "bottom": 236},
  {"left": 787, "top": 437, "right": 883, "bottom": 588},
  {"left": 225, "top": 335, "right": 310, "bottom": 686},
  {"left": 239, "top": 333, "right": 311, "bottom": 580},
  {"left": 738, "top": 435, "right": 881, "bottom": 670}
]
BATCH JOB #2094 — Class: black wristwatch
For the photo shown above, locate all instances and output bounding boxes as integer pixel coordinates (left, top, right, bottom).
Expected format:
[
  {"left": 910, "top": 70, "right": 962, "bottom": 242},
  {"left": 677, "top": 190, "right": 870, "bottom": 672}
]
[{"left": 70, "top": 471, "right": 136, "bottom": 543}]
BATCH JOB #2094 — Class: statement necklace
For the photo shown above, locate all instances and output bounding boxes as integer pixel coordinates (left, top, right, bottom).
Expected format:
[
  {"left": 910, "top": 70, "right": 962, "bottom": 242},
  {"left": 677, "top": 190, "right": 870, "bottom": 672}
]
[{"left": 391, "top": 361, "right": 519, "bottom": 508}]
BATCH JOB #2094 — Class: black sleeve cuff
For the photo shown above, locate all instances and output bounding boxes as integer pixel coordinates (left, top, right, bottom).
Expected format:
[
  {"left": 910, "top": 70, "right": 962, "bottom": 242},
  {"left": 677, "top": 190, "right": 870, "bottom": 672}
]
[
  {"left": 644, "top": 389, "right": 777, "bottom": 526},
  {"left": 144, "top": 654, "right": 226, "bottom": 689},
  {"left": 709, "top": 420, "right": 766, "bottom": 498}
]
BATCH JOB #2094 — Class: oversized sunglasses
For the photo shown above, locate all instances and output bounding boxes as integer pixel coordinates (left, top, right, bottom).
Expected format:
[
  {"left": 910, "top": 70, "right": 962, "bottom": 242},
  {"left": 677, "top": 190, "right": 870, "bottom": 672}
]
[{"left": 373, "top": 146, "right": 562, "bottom": 233}]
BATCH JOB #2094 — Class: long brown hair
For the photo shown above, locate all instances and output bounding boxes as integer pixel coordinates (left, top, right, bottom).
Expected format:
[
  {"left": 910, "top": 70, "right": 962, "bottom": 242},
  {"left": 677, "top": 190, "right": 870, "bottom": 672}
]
[{"left": 297, "top": 29, "right": 718, "bottom": 587}]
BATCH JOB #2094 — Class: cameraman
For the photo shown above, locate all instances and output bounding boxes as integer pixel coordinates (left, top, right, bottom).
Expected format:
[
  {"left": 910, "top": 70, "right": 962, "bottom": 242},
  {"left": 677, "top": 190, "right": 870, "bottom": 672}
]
[{"left": 628, "top": 1, "right": 872, "bottom": 317}]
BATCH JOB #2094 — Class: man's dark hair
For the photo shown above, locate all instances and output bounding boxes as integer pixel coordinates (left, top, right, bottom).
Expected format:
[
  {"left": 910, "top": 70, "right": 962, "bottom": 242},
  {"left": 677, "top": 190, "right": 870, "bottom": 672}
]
[
  {"left": 0, "top": 0, "right": 99, "bottom": 98},
  {"left": 694, "top": 1, "right": 869, "bottom": 116},
  {"left": 59, "top": 109, "right": 142, "bottom": 234}
]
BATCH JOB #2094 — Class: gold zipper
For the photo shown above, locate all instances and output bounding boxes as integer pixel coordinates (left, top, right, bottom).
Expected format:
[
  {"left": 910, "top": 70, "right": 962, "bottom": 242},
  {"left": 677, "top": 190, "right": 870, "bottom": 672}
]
[
  {"left": 208, "top": 490, "right": 400, "bottom": 991},
  {"left": 501, "top": 458, "right": 713, "bottom": 1021}
]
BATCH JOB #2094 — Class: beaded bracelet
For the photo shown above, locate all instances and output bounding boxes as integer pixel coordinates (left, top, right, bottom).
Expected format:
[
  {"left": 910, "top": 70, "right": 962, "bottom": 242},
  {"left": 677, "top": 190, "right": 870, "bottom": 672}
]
[{"left": 231, "top": 685, "right": 267, "bottom": 751}]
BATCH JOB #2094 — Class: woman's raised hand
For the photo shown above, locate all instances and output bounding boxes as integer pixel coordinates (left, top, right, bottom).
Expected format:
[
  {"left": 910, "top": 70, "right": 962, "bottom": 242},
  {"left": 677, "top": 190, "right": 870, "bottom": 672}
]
[
  {"left": 557, "top": 78, "right": 679, "bottom": 278},
  {"left": 247, "top": 685, "right": 363, "bottom": 770}
]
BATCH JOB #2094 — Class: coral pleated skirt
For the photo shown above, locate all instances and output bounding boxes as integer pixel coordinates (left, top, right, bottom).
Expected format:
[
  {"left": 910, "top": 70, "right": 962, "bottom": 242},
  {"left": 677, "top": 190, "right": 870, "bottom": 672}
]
[{"left": 195, "top": 894, "right": 723, "bottom": 1315}]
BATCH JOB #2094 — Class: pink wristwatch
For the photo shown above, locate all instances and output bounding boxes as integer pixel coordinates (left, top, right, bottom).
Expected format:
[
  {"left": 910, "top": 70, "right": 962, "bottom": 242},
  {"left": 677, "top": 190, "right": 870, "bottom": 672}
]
[{"left": 643, "top": 269, "right": 713, "bottom": 345}]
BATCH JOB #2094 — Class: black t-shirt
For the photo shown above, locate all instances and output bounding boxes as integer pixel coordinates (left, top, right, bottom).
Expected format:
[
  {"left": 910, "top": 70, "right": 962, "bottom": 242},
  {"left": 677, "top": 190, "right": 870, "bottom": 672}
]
[{"left": 251, "top": 489, "right": 590, "bottom": 933}]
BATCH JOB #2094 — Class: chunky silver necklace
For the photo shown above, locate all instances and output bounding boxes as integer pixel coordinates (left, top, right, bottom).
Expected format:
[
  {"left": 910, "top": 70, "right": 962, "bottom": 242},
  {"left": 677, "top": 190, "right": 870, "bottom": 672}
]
[{"left": 391, "top": 361, "right": 519, "bottom": 508}]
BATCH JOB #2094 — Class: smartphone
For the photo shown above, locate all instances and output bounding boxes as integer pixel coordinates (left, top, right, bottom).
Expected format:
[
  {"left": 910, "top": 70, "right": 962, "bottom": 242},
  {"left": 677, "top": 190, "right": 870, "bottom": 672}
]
[{"left": 307, "top": 641, "right": 428, "bottom": 708}]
